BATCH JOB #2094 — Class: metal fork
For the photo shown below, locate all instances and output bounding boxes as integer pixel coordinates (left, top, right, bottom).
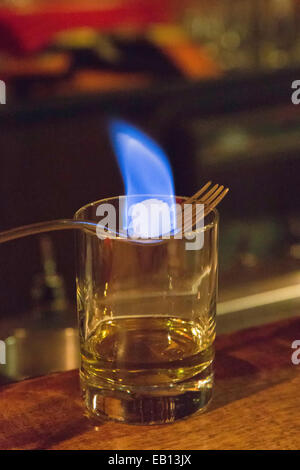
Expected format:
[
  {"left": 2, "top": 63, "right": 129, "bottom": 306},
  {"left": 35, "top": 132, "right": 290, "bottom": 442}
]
[
  {"left": 0, "top": 182, "right": 228, "bottom": 244},
  {"left": 178, "top": 181, "right": 229, "bottom": 233}
]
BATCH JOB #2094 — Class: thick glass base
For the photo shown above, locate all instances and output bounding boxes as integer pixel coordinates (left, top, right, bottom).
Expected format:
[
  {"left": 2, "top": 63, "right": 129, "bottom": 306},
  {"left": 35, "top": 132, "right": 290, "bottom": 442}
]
[{"left": 80, "top": 368, "right": 213, "bottom": 425}]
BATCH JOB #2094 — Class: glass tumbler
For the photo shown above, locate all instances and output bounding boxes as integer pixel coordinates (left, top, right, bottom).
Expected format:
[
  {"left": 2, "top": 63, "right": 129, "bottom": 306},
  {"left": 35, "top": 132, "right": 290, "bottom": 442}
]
[{"left": 75, "top": 196, "right": 218, "bottom": 424}]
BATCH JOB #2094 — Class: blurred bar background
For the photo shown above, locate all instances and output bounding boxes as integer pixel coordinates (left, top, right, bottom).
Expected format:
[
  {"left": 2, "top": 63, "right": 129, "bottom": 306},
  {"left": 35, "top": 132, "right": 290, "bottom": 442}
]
[{"left": 0, "top": 0, "right": 299, "bottom": 382}]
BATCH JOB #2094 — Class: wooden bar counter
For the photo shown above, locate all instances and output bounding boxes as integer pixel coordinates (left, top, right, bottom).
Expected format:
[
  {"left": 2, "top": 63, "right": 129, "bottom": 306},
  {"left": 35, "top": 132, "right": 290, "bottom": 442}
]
[{"left": 0, "top": 316, "right": 299, "bottom": 450}]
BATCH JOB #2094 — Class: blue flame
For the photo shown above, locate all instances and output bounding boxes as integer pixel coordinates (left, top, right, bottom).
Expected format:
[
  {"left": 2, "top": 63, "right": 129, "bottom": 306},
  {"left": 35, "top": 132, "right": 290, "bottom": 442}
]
[{"left": 109, "top": 119, "right": 176, "bottom": 237}]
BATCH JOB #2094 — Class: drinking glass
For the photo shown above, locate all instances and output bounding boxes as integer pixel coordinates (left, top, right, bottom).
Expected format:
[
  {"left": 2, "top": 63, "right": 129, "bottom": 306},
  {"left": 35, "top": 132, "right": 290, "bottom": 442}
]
[{"left": 75, "top": 196, "right": 218, "bottom": 424}]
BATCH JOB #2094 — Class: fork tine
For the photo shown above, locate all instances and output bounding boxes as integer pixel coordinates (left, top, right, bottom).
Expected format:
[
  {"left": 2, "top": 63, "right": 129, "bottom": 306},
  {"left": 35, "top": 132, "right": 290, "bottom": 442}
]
[
  {"left": 199, "top": 184, "right": 219, "bottom": 202},
  {"left": 182, "top": 183, "right": 218, "bottom": 227},
  {"left": 176, "top": 184, "right": 229, "bottom": 235},
  {"left": 175, "top": 181, "right": 211, "bottom": 221},
  {"left": 184, "top": 199, "right": 206, "bottom": 233},
  {"left": 204, "top": 188, "right": 229, "bottom": 215},
  {"left": 185, "top": 181, "right": 212, "bottom": 204},
  {"left": 203, "top": 185, "right": 224, "bottom": 205},
  {"left": 190, "top": 188, "right": 229, "bottom": 230}
]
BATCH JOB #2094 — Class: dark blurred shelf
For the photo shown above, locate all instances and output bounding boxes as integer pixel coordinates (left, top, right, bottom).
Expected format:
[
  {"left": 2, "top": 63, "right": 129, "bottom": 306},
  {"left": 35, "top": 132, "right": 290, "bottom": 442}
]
[{"left": 1, "top": 66, "right": 300, "bottom": 124}]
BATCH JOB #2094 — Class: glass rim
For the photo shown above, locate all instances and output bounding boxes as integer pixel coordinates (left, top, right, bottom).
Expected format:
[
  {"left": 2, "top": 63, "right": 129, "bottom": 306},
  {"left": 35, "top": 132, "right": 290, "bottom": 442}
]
[{"left": 74, "top": 195, "right": 219, "bottom": 234}]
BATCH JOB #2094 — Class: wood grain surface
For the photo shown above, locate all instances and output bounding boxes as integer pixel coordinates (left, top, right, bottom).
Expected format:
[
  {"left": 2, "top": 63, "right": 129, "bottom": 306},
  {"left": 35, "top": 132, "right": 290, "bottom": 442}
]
[{"left": 0, "top": 316, "right": 299, "bottom": 450}]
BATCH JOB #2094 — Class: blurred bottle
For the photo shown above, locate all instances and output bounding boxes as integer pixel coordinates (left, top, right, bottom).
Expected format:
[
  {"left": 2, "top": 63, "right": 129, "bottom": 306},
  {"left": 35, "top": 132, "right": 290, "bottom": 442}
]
[
  {"left": 258, "top": 0, "right": 297, "bottom": 69},
  {"left": 181, "top": 0, "right": 299, "bottom": 72},
  {"left": 30, "top": 235, "right": 71, "bottom": 328},
  {"left": 182, "top": 0, "right": 257, "bottom": 72},
  {"left": 0, "top": 236, "right": 78, "bottom": 384}
]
